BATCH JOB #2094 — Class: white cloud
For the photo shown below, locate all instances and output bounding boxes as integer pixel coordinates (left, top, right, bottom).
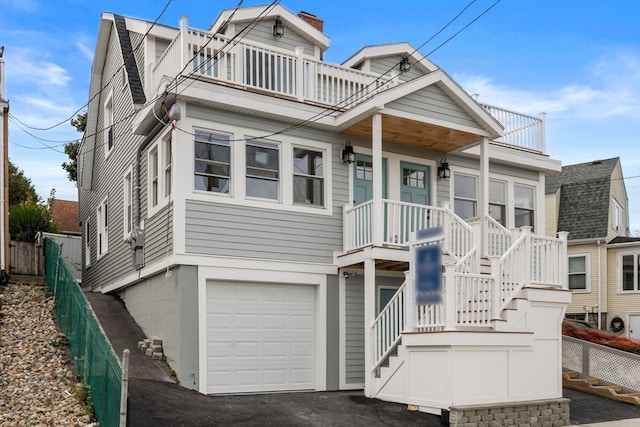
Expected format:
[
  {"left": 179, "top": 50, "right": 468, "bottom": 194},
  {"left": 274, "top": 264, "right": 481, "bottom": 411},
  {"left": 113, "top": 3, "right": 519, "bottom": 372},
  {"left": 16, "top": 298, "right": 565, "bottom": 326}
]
[
  {"left": 8, "top": 54, "right": 72, "bottom": 88},
  {"left": 75, "top": 39, "right": 94, "bottom": 62}
]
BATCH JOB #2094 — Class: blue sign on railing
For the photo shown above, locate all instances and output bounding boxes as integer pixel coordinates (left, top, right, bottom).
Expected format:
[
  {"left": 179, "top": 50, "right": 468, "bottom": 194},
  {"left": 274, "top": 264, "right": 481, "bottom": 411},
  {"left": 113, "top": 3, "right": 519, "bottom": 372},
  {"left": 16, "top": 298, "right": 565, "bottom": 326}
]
[{"left": 415, "top": 243, "right": 443, "bottom": 304}]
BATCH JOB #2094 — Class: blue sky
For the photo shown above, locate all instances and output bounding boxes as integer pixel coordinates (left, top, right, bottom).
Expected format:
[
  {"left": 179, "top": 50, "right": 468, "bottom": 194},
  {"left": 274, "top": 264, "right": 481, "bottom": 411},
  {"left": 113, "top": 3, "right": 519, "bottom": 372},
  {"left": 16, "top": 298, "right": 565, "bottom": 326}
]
[{"left": 1, "top": 0, "right": 639, "bottom": 234}]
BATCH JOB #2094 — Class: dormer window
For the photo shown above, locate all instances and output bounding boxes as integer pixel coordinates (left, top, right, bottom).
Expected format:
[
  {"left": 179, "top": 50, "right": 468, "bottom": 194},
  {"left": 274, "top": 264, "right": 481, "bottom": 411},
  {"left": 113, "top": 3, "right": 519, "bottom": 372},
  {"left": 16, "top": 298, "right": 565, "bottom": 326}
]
[{"left": 613, "top": 198, "right": 623, "bottom": 232}]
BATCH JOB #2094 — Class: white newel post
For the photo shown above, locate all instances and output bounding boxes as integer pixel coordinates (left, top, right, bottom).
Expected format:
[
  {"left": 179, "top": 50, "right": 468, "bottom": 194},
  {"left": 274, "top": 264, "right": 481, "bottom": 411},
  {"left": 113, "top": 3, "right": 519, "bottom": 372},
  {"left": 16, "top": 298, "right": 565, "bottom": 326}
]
[
  {"left": 490, "top": 256, "right": 502, "bottom": 319},
  {"left": 444, "top": 263, "right": 457, "bottom": 331},
  {"left": 521, "top": 226, "right": 532, "bottom": 284},
  {"left": 180, "top": 16, "right": 188, "bottom": 75},
  {"left": 295, "top": 47, "right": 305, "bottom": 101},
  {"left": 372, "top": 113, "right": 383, "bottom": 246},
  {"left": 406, "top": 245, "right": 416, "bottom": 332},
  {"left": 479, "top": 138, "right": 489, "bottom": 257},
  {"left": 364, "top": 257, "right": 376, "bottom": 397},
  {"left": 558, "top": 231, "right": 569, "bottom": 289}
]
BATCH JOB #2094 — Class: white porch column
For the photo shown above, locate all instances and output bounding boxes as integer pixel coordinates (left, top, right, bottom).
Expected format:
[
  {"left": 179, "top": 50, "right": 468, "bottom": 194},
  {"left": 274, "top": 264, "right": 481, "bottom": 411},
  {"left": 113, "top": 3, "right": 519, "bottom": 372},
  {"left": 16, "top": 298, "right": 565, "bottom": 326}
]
[
  {"left": 372, "top": 113, "right": 384, "bottom": 246},
  {"left": 479, "top": 137, "right": 489, "bottom": 256},
  {"left": 363, "top": 257, "right": 376, "bottom": 397},
  {"left": 179, "top": 16, "right": 188, "bottom": 76}
]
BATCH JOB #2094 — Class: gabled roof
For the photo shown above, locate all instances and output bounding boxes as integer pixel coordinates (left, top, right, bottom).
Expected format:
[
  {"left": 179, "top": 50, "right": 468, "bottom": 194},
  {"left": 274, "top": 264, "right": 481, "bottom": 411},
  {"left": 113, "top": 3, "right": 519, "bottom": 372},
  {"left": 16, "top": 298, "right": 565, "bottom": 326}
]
[
  {"left": 341, "top": 42, "right": 438, "bottom": 74},
  {"left": 50, "top": 199, "right": 81, "bottom": 235},
  {"left": 546, "top": 157, "right": 619, "bottom": 240},
  {"left": 113, "top": 14, "right": 146, "bottom": 106}
]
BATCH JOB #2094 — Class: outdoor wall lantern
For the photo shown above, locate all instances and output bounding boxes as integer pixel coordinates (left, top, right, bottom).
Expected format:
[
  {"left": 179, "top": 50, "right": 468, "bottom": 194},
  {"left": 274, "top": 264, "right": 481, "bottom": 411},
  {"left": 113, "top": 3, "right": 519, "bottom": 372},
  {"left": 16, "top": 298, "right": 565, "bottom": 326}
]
[
  {"left": 438, "top": 158, "right": 451, "bottom": 179},
  {"left": 399, "top": 54, "right": 411, "bottom": 73},
  {"left": 342, "top": 140, "right": 355, "bottom": 164},
  {"left": 273, "top": 16, "right": 285, "bottom": 37}
]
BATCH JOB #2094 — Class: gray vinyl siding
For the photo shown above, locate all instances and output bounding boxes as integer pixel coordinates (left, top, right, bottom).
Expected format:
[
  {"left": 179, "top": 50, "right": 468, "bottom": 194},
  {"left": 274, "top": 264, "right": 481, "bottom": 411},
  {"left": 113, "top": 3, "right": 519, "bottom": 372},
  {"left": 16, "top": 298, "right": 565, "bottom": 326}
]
[
  {"left": 345, "top": 279, "right": 364, "bottom": 384},
  {"left": 449, "top": 154, "right": 540, "bottom": 182},
  {"left": 368, "top": 55, "right": 425, "bottom": 82},
  {"left": 81, "top": 26, "right": 174, "bottom": 290},
  {"left": 387, "top": 85, "right": 481, "bottom": 131},
  {"left": 130, "top": 31, "right": 146, "bottom": 89},
  {"left": 186, "top": 201, "right": 339, "bottom": 263},
  {"left": 239, "top": 20, "right": 316, "bottom": 56},
  {"left": 326, "top": 274, "right": 340, "bottom": 390}
]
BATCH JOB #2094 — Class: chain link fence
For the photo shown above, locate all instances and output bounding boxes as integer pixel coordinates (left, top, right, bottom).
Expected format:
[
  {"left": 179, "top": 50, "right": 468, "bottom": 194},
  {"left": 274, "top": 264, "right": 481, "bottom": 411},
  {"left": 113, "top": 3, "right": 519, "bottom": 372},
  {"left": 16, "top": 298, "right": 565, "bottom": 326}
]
[{"left": 44, "top": 237, "right": 123, "bottom": 427}]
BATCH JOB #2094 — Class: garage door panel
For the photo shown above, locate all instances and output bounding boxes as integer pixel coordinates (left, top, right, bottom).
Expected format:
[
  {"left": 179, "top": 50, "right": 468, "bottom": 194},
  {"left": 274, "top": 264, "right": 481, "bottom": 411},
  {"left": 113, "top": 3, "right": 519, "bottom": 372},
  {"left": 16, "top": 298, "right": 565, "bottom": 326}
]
[{"left": 206, "top": 281, "right": 316, "bottom": 394}]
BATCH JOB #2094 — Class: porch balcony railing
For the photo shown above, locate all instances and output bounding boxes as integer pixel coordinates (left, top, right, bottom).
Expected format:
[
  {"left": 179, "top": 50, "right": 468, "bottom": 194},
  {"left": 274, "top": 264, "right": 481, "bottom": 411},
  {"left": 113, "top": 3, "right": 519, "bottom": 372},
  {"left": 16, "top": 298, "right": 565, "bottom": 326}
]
[
  {"left": 150, "top": 18, "right": 546, "bottom": 154},
  {"left": 343, "top": 200, "right": 473, "bottom": 258}
]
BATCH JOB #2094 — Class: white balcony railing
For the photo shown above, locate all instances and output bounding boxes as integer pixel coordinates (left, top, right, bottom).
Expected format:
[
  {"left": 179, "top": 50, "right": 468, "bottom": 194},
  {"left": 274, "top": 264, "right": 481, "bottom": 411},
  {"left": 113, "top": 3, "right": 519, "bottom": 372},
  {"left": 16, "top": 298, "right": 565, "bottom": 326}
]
[{"left": 150, "top": 19, "right": 546, "bottom": 153}]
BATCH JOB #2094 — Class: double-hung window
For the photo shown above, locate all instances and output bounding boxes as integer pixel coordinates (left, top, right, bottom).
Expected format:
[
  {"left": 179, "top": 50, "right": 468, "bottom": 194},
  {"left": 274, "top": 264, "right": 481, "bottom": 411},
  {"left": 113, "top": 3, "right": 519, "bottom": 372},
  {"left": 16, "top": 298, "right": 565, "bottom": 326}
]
[
  {"left": 612, "top": 198, "right": 623, "bottom": 232},
  {"left": 246, "top": 139, "right": 279, "bottom": 200},
  {"left": 514, "top": 184, "right": 535, "bottom": 230},
  {"left": 621, "top": 252, "right": 640, "bottom": 292},
  {"left": 148, "top": 135, "right": 172, "bottom": 215},
  {"left": 454, "top": 174, "right": 477, "bottom": 219},
  {"left": 489, "top": 180, "right": 506, "bottom": 226},
  {"left": 293, "top": 147, "right": 324, "bottom": 207},
  {"left": 124, "top": 167, "right": 133, "bottom": 239},
  {"left": 194, "top": 130, "right": 231, "bottom": 194},
  {"left": 104, "top": 90, "right": 114, "bottom": 155},
  {"left": 84, "top": 220, "right": 91, "bottom": 267},
  {"left": 96, "top": 198, "right": 108, "bottom": 259},
  {"left": 568, "top": 254, "right": 589, "bottom": 291}
]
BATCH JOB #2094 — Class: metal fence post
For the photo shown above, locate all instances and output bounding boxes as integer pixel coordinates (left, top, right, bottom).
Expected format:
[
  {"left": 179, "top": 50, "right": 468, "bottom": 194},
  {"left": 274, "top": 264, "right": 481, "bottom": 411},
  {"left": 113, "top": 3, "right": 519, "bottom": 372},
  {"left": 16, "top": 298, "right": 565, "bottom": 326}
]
[{"left": 120, "top": 349, "right": 130, "bottom": 427}]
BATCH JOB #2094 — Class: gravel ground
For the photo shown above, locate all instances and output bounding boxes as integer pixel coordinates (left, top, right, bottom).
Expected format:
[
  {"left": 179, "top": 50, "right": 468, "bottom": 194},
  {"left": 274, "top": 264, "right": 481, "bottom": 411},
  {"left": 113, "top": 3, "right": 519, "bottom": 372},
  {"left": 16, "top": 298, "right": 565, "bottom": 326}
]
[{"left": 0, "top": 281, "right": 93, "bottom": 426}]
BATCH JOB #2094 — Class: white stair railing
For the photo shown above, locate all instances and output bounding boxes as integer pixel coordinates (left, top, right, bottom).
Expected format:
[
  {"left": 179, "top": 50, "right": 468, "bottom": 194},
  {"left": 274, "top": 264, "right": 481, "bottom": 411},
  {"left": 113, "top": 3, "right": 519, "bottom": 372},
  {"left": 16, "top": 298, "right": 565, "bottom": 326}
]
[
  {"left": 484, "top": 215, "right": 512, "bottom": 257},
  {"left": 372, "top": 281, "right": 406, "bottom": 373}
]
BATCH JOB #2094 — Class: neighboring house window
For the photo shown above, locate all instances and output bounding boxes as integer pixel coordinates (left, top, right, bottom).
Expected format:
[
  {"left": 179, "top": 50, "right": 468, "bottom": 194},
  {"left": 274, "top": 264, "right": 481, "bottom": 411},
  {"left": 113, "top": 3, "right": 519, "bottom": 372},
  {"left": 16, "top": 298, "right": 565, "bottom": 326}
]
[
  {"left": 194, "top": 130, "right": 231, "bottom": 194},
  {"left": 246, "top": 139, "right": 279, "bottom": 200},
  {"left": 568, "top": 254, "right": 589, "bottom": 291},
  {"left": 84, "top": 220, "right": 91, "bottom": 267},
  {"left": 96, "top": 198, "right": 108, "bottom": 259},
  {"left": 514, "top": 184, "right": 535, "bottom": 230},
  {"left": 148, "top": 136, "right": 172, "bottom": 215},
  {"left": 489, "top": 179, "right": 506, "bottom": 226},
  {"left": 124, "top": 167, "right": 133, "bottom": 238},
  {"left": 621, "top": 252, "right": 640, "bottom": 292},
  {"left": 104, "top": 90, "right": 114, "bottom": 155},
  {"left": 293, "top": 147, "right": 324, "bottom": 207},
  {"left": 454, "top": 174, "right": 477, "bottom": 219},
  {"left": 612, "top": 198, "right": 623, "bottom": 232}
]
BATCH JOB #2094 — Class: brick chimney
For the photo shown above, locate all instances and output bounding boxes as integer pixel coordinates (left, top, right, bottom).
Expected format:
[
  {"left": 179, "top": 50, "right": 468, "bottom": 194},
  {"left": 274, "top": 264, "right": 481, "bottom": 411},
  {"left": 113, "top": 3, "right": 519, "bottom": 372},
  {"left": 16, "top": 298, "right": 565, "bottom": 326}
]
[{"left": 298, "top": 11, "right": 324, "bottom": 33}]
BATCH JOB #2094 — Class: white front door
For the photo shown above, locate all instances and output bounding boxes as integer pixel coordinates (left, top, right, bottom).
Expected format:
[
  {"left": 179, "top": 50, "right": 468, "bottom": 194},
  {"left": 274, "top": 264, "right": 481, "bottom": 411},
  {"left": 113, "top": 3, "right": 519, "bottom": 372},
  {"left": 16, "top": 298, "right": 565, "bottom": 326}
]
[
  {"left": 629, "top": 314, "right": 640, "bottom": 339},
  {"left": 206, "top": 281, "right": 316, "bottom": 394}
]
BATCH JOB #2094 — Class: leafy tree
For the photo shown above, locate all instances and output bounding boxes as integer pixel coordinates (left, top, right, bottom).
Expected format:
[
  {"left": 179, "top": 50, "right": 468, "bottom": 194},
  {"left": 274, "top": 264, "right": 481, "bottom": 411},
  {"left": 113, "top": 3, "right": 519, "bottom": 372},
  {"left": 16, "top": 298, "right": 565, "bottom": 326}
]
[
  {"left": 8, "top": 161, "right": 38, "bottom": 205},
  {"left": 62, "top": 111, "right": 87, "bottom": 183},
  {"left": 9, "top": 203, "right": 58, "bottom": 241}
]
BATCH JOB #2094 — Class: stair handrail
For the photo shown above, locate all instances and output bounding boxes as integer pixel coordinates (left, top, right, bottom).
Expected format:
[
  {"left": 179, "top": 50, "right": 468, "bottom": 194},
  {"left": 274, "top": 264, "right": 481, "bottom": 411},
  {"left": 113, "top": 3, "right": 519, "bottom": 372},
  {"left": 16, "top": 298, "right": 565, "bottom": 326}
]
[
  {"left": 441, "top": 205, "right": 474, "bottom": 260},
  {"left": 493, "top": 229, "right": 529, "bottom": 316},
  {"left": 454, "top": 247, "right": 477, "bottom": 273},
  {"left": 484, "top": 214, "right": 512, "bottom": 257},
  {"left": 371, "top": 281, "right": 406, "bottom": 373}
]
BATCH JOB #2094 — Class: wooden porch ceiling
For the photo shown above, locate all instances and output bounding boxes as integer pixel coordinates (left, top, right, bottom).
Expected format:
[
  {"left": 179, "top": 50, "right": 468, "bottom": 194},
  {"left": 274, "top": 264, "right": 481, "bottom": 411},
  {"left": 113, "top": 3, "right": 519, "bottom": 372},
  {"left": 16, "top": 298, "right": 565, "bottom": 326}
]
[
  {"left": 345, "top": 260, "right": 409, "bottom": 272},
  {"left": 342, "top": 115, "right": 482, "bottom": 153}
]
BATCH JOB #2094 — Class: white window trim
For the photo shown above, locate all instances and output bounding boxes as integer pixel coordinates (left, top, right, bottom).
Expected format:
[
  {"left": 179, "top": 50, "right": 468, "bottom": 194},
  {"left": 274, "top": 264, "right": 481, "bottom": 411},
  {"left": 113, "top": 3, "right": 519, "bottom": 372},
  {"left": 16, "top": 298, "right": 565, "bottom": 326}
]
[
  {"left": 193, "top": 128, "right": 233, "bottom": 197},
  {"left": 245, "top": 137, "right": 282, "bottom": 203},
  {"left": 612, "top": 197, "right": 623, "bottom": 232},
  {"left": 618, "top": 251, "right": 640, "bottom": 293},
  {"left": 188, "top": 123, "right": 333, "bottom": 216},
  {"left": 514, "top": 182, "right": 536, "bottom": 230},
  {"left": 104, "top": 89, "right": 114, "bottom": 158},
  {"left": 568, "top": 253, "right": 591, "bottom": 293},
  {"left": 291, "top": 143, "right": 327, "bottom": 209},
  {"left": 84, "top": 220, "right": 91, "bottom": 268},
  {"left": 96, "top": 197, "right": 108, "bottom": 260},
  {"left": 147, "top": 135, "right": 172, "bottom": 218},
  {"left": 123, "top": 166, "right": 133, "bottom": 241},
  {"left": 451, "top": 171, "right": 478, "bottom": 219}
]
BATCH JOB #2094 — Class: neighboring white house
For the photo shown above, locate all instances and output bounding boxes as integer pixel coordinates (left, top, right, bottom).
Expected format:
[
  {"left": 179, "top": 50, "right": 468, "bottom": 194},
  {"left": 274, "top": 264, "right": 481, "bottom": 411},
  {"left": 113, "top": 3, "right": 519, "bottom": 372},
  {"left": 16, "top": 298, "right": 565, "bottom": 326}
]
[{"left": 79, "top": 5, "right": 571, "bottom": 423}]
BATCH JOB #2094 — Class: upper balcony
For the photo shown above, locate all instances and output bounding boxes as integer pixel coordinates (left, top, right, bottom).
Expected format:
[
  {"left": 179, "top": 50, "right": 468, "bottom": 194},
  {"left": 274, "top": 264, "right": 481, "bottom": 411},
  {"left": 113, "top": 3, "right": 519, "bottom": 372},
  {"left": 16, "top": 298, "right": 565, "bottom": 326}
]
[{"left": 149, "top": 19, "right": 546, "bottom": 154}]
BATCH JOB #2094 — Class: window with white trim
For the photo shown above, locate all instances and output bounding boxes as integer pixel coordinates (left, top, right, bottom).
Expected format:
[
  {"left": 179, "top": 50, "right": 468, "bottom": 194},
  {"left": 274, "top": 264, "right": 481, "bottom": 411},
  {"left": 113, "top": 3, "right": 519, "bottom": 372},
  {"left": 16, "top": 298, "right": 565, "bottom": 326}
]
[
  {"left": 514, "top": 184, "right": 535, "bottom": 230},
  {"left": 293, "top": 147, "right": 324, "bottom": 207},
  {"left": 568, "top": 254, "right": 590, "bottom": 291},
  {"left": 104, "top": 90, "right": 114, "bottom": 155},
  {"left": 84, "top": 220, "right": 91, "bottom": 267},
  {"left": 194, "top": 130, "right": 231, "bottom": 194},
  {"left": 96, "top": 198, "right": 108, "bottom": 259},
  {"left": 124, "top": 167, "right": 133, "bottom": 239},
  {"left": 489, "top": 179, "right": 506, "bottom": 226},
  {"left": 612, "top": 198, "right": 623, "bottom": 232},
  {"left": 246, "top": 139, "right": 279, "bottom": 200},
  {"left": 621, "top": 252, "right": 640, "bottom": 292},
  {"left": 148, "top": 135, "right": 172, "bottom": 216},
  {"left": 454, "top": 174, "right": 477, "bottom": 219}
]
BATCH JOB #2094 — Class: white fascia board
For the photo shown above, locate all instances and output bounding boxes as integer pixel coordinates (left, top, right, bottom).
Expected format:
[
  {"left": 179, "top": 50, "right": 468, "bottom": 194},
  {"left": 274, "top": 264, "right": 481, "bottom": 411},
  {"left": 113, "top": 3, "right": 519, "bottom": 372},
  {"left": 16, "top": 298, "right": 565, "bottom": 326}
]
[
  {"left": 608, "top": 241, "right": 640, "bottom": 249},
  {"left": 342, "top": 42, "right": 437, "bottom": 73},
  {"left": 124, "top": 16, "right": 178, "bottom": 39},
  {"left": 461, "top": 143, "right": 562, "bottom": 173},
  {"left": 179, "top": 80, "right": 336, "bottom": 128},
  {"left": 209, "top": 4, "right": 330, "bottom": 50}
]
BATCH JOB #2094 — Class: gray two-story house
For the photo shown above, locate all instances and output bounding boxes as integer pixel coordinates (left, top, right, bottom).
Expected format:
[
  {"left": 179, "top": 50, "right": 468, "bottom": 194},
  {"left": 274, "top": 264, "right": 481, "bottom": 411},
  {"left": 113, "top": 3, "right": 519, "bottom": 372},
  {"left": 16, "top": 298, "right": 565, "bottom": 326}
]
[{"left": 79, "top": 4, "right": 571, "bottom": 421}]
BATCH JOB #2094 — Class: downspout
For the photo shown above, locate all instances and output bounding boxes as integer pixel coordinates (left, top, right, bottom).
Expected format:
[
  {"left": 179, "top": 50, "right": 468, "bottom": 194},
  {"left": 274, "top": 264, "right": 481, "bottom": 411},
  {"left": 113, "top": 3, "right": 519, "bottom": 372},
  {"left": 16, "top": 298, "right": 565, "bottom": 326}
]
[
  {"left": 597, "top": 239, "right": 602, "bottom": 329},
  {"left": 130, "top": 119, "right": 168, "bottom": 269}
]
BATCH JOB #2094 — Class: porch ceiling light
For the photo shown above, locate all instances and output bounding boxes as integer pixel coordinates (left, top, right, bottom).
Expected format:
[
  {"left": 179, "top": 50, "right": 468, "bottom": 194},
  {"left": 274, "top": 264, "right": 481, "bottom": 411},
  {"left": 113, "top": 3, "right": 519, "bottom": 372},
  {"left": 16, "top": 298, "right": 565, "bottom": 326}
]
[
  {"left": 399, "top": 54, "right": 411, "bottom": 73},
  {"left": 438, "top": 158, "right": 451, "bottom": 179},
  {"left": 342, "top": 140, "right": 355, "bottom": 164},
  {"left": 273, "top": 16, "right": 285, "bottom": 38}
]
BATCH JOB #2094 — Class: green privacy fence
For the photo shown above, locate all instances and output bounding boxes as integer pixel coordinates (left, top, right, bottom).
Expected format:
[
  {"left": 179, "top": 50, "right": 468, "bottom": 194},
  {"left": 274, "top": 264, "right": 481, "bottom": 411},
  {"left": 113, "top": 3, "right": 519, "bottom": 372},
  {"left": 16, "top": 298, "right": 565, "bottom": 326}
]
[{"left": 44, "top": 237, "right": 122, "bottom": 427}]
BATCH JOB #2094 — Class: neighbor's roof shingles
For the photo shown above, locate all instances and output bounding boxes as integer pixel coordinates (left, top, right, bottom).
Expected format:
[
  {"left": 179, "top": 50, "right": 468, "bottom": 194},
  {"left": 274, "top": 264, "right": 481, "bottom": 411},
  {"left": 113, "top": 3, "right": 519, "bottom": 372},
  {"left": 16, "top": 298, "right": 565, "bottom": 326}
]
[{"left": 50, "top": 199, "right": 81, "bottom": 234}]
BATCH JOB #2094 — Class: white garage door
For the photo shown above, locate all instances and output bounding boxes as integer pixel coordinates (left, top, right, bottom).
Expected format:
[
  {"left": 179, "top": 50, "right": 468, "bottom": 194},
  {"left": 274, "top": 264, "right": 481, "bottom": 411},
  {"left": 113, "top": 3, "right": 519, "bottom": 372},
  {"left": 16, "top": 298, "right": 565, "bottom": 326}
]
[{"left": 206, "top": 281, "right": 316, "bottom": 394}]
